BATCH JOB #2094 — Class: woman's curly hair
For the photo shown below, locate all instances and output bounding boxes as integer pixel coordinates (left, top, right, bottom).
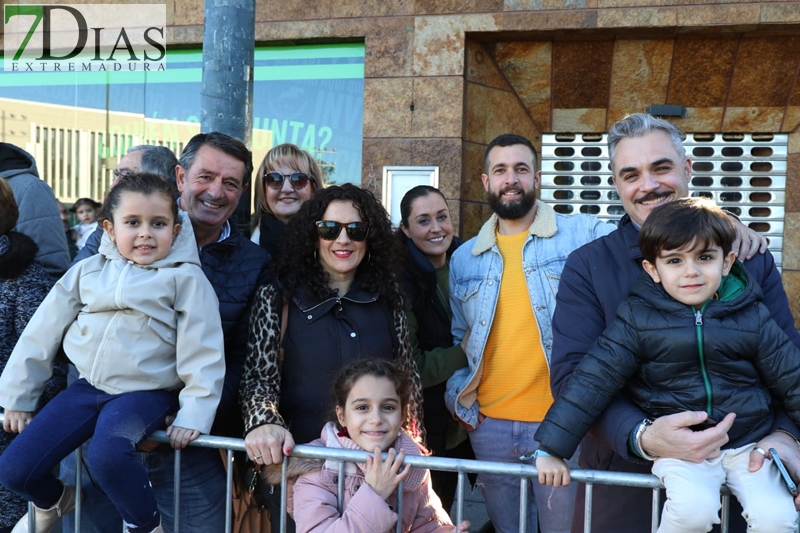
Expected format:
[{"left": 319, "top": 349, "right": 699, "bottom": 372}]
[{"left": 276, "top": 183, "right": 404, "bottom": 309}]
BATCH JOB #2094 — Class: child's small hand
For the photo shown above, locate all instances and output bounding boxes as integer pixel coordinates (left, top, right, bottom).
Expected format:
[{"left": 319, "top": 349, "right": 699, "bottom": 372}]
[
  {"left": 453, "top": 520, "right": 470, "bottom": 532},
  {"left": 139, "top": 413, "right": 177, "bottom": 452},
  {"left": 166, "top": 425, "right": 200, "bottom": 449},
  {"left": 364, "top": 446, "right": 411, "bottom": 500},
  {"left": 3, "top": 410, "right": 33, "bottom": 433},
  {"left": 536, "top": 455, "right": 571, "bottom": 487}
]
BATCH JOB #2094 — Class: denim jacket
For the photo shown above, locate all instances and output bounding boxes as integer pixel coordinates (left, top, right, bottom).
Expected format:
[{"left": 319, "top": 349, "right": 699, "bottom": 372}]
[{"left": 445, "top": 200, "right": 614, "bottom": 428}]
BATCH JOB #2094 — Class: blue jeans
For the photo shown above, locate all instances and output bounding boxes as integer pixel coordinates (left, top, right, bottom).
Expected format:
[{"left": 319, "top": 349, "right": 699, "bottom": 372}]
[
  {"left": 468, "top": 417, "right": 578, "bottom": 533},
  {"left": 61, "top": 445, "right": 227, "bottom": 533},
  {"left": 0, "top": 379, "right": 175, "bottom": 533}
]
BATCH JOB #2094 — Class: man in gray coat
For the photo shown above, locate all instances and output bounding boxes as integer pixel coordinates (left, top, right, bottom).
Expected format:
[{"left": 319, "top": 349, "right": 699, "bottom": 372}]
[{"left": 0, "top": 143, "right": 69, "bottom": 279}]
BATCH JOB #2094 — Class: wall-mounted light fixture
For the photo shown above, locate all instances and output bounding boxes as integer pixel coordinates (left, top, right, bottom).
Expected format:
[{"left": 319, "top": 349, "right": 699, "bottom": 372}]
[{"left": 645, "top": 104, "right": 687, "bottom": 118}]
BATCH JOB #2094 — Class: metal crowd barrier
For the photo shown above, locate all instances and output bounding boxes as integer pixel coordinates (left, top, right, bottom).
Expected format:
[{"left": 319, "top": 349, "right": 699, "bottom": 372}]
[{"left": 0, "top": 417, "right": 750, "bottom": 533}]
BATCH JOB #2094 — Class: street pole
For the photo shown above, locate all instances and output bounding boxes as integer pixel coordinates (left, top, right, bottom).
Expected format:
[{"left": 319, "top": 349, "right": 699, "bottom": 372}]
[{"left": 200, "top": 0, "right": 255, "bottom": 233}]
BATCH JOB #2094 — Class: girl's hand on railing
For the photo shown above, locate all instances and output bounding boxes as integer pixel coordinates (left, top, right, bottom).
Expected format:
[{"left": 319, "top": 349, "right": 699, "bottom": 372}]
[
  {"left": 139, "top": 414, "right": 177, "bottom": 451},
  {"left": 536, "top": 455, "right": 571, "bottom": 487},
  {"left": 453, "top": 519, "right": 470, "bottom": 532},
  {"left": 166, "top": 425, "right": 200, "bottom": 449},
  {"left": 364, "top": 447, "right": 410, "bottom": 500},
  {"left": 2, "top": 410, "right": 33, "bottom": 433}
]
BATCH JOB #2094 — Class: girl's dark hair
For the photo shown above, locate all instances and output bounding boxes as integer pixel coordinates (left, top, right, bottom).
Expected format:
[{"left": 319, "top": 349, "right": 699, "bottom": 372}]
[
  {"left": 639, "top": 197, "right": 737, "bottom": 264},
  {"left": 332, "top": 358, "right": 413, "bottom": 434},
  {"left": 276, "top": 183, "right": 403, "bottom": 308},
  {"left": 102, "top": 172, "right": 179, "bottom": 223},
  {"left": 0, "top": 177, "right": 18, "bottom": 235},
  {"left": 71, "top": 197, "right": 102, "bottom": 213},
  {"left": 396, "top": 185, "right": 447, "bottom": 245}
]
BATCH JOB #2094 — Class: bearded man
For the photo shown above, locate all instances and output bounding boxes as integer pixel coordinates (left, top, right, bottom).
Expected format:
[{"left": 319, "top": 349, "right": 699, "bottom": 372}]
[{"left": 445, "top": 134, "right": 614, "bottom": 533}]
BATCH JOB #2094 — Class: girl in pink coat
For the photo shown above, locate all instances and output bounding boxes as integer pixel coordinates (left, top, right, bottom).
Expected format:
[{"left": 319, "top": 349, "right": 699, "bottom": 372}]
[{"left": 283, "top": 359, "right": 469, "bottom": 533}]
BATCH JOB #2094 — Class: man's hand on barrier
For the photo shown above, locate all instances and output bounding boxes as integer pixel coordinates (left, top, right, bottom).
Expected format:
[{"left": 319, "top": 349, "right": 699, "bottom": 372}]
[
  {"left": 641, "top": 411, "right": 734, "bottom": 463},
  {"left": 167, "top": 425, "right": 200, "bottom": 449},
  {"left": 245, "top": 423, "right": 295, "bottom": 465},
  {"left": 2, "top": 410, "right": 32, "bottom": 433},
  {"left": 749, "top": 431, "right": 800, "bottom": 510}
]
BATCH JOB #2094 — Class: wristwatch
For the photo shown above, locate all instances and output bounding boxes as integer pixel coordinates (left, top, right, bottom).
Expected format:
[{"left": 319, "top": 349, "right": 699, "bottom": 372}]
[{"left": 634, "top": 418, "right": 659, "bottom": 461}]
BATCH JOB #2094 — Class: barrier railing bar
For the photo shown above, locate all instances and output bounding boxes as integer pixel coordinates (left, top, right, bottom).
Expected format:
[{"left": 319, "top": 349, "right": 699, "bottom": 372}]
[
  {"left": 651, "top": 488, "right": 660, "bottom": 533},
  {"left": 4, "top": 416, "right": 744, "bottom": 533},
  {"left": 280, "top": 455, "right": 288, "bottom": 533},
  {"left": 519, "top": 476, "right": 529, "bottom": 532},
  {"left": 225, "top": 449, "right": 234, "bottom": 533},
  {"left": 455, "top": 470, "right": 465, "bottom": 527},
  {"left": 336, "top": 461, "right": 345, "bottom": 515},
  {"left": 721, "top": 493, "right": 730, "bottom": 532},
  {"left": 395, "top": 480, "right": 404, "bottom": 533},
  {"left": 584, "top": 483, "right": 592, "bottom": 533},
  {"left": 173, "top": 448, "right": 181, "bottom": 533}
]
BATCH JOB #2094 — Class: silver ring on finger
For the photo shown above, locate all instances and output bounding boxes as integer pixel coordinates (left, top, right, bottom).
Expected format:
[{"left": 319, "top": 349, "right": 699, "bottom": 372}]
[
  {"left": 254, "top": 455, "right": 261, "bottom": 460},
  {"left": 753, "top": 447, "right": 767, "bottom": 457}
]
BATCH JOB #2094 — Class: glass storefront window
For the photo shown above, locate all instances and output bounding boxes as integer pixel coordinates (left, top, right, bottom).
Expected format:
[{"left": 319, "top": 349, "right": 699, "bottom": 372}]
[{"left": 0, "top": 43, "right": 365, "bottom": 203}]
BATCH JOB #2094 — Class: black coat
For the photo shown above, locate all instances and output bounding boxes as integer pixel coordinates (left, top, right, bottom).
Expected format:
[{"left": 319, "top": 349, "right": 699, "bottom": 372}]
[
  {"left": 539, "top": 262, "right": 800, "bottom": 460},
  {"left": 257, "top": 213, "right": 287, "bottom": 262},
  {"left": 279, "top": 283, "right": 399, "bottom": 445},
  {"left": 401, "top": 237, "right": 462, "bottom": 354},
  {"left": 400, "top": 237, "right": 462, "bottom": 455}
]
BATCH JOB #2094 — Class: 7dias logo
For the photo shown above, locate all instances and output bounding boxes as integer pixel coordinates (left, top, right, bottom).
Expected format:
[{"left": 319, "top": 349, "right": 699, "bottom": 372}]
[{"left": 4, "top": 4, "right": 166, "bottom": 72}]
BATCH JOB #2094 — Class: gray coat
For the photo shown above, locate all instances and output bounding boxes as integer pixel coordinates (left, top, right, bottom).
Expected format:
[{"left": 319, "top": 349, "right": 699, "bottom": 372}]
[{"left": 1, "top": 143, "right": 70, "bottom": 279}]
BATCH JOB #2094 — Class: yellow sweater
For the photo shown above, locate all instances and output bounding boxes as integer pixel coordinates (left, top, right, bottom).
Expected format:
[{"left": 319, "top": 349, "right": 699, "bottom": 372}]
[{"left": 477, "top": 229, "right": 554, "bottom": 422}]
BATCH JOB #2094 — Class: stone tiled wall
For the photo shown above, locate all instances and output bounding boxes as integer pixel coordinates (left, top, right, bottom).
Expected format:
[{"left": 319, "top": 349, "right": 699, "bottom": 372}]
[{"left": 41, "top": 0, "right": 800, "bottom": 322}]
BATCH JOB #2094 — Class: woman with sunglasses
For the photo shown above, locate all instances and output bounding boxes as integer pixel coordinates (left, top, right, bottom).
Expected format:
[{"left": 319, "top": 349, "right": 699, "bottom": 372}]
[
  {"left": 251, "top": 144, "right": 325, "bottom": 260},
  {"left": 396, "top": 185, "right": 474, "bottom": 514},
  {"left": 239, "top": 184, "right": 425, "bottom": 532}
]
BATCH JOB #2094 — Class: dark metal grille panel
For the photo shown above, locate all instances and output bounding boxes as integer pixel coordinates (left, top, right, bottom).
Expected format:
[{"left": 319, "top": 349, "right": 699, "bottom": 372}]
[{"left": 540, "top": 132, "right": 787, "bottom": 268}]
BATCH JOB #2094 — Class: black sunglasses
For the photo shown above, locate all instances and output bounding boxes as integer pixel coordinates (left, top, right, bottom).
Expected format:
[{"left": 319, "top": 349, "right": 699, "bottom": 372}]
[
  {"left": 264, "top": 172, "right": 311, "bottom": 190},
  {"left": 315, "top": 220, "right": 369, "bottom": 242}
]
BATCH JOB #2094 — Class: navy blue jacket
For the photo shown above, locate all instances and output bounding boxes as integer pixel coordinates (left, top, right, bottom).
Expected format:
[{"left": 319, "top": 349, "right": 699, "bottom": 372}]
[
  {"left": 199, "top": 224, "right": 271, "bottom": 436},
  {"left": 550, "top": 214, "right": 800, "bottom": 533}
]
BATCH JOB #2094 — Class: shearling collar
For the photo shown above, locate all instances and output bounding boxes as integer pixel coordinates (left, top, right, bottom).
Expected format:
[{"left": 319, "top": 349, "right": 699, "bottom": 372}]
[{"left": 471, "top": 199, "right": 558, "bottom": 256}]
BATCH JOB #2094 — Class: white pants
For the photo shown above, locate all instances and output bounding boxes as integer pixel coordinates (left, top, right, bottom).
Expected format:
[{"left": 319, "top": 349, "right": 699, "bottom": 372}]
[{"left": 652, "top": 443, "right": 797, "bottom": 533}]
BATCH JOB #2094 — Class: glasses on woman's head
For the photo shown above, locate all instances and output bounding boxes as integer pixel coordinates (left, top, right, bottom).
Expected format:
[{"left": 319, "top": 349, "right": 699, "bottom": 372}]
[
  {"left": 264, "top": 172, "right": 311, "bottom": 190},
  {"left": 315, "top": 220, "right": 369, "bottom": 242}
]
